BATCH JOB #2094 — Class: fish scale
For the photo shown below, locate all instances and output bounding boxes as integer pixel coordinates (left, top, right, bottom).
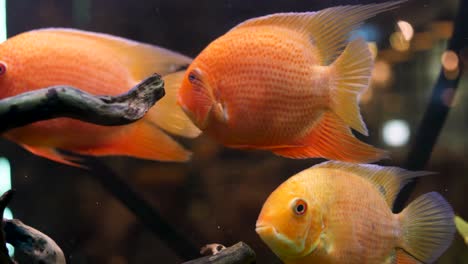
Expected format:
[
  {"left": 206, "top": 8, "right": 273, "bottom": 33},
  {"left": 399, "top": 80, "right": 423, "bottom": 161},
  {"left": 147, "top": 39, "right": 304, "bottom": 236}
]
[
  {"left": 203, "top": 26, "right": 325, "bottom": 145},
  {"left": 303, "top": 170, "right": 398, "bottom": 263}
]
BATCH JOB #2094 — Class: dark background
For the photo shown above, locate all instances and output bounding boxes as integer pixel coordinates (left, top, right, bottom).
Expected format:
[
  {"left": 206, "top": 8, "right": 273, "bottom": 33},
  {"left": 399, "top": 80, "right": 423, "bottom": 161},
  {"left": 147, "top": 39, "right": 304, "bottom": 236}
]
[{"left": 2, "top": 0, "right": 467, "bottom": 263}]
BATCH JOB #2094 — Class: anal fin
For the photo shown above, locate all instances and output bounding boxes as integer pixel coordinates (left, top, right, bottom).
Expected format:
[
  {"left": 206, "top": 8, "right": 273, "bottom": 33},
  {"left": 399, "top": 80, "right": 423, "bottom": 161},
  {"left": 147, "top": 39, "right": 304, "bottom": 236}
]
[
  {"left": 21, "top": 144, "right": 83, "bottom": 167},
  {"left": 393, "top": 249, "right": 423, "bottom": 264},
  {"left": 272, "top": 112, "right": 388, "bottom": 163}
]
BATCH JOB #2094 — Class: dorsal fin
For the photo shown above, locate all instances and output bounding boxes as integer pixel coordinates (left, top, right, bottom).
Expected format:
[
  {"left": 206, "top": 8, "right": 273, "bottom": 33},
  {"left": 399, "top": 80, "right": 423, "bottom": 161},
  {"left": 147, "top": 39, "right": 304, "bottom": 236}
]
[
  {"left": 311, "top": 161, "right": 432, "bottom": 207},
  {"left": 33, "top": 28, "right": 192, "bottom": 80},
  {"left": 231, "top": 1, "right": 405, "bottom": 65}
]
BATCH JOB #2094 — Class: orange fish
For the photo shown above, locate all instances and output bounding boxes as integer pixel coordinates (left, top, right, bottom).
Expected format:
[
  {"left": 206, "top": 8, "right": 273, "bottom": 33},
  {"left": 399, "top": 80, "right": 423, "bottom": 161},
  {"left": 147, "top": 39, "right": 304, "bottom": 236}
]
[
  {"left": 256, "top": 161, "right": 455, "bottom": 264},
  {"left": 177, "top": 2, "right": 408, "bottom": 163},
  {"left": 0, "top": 28, "right": 200, "bottom": 166}
]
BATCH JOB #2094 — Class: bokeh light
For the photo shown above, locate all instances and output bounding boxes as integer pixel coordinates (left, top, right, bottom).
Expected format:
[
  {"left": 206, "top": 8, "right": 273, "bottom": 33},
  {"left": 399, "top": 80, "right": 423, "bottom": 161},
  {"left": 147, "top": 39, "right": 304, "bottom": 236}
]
[
  {"left": 390, "top": 31, "right": 410, "bottom": 52},
  {"left": 0, "top": 158, "right": 13, "bottom": 257},
  {"left": 382, "top": 119, "right": 410, "bottom": 147},
  {"left": 397, "top": 20, "right": 414, "bottom": 41},
  {"left": 371, "top": 60, "right": 392, "bottom": 86},
  {"left": 441, "top": 50, "right": 459, "bottom": 71}
]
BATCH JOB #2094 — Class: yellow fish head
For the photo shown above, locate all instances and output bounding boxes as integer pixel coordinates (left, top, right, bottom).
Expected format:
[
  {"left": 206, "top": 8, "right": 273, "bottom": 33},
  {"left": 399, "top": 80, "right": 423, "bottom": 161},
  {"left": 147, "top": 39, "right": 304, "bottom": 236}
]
[{"left": 256, "top": 178, "right": 324, "bottom": 259}]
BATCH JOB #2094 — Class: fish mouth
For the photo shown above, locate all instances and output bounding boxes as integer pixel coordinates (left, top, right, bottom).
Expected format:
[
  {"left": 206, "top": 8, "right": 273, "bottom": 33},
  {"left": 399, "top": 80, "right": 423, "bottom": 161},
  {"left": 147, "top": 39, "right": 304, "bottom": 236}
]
[
  {"left": 255, "top": 224, "right": 270, "bottom": 232},
  {"left": 255, "top": 223, "right": 277, "bottom": 236}
]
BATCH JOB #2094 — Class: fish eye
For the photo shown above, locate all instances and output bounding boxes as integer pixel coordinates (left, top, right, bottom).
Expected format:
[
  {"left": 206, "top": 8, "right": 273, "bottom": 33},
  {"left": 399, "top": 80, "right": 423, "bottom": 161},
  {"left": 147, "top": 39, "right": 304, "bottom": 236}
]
[
  {"left": 189, "top": 72, "right": 197, "bottom": 82},
  {"left": 188, "top": 72, "right": 197, "bottom": 83},
  {"left": 292, "top": 198, "right": 308, "bottom": 216},
  {"left": 188, "top": 68, "right": 203, "bottom": 85},
  {"left": 0, "top": 62, "right": 7, "bottom": 76}
]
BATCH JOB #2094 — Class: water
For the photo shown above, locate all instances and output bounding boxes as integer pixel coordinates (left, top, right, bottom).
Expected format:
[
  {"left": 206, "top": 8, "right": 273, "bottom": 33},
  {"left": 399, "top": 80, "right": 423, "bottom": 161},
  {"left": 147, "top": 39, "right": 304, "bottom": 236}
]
[{"left": 1, "top": 0, "right": 467, "bottom": 263}]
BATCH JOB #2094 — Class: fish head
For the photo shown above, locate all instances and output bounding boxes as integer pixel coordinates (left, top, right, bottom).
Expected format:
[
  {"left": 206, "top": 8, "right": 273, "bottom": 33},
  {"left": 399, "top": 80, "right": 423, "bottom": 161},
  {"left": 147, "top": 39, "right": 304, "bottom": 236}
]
[
  {"left": 0, "top": 33, "right": 46, "bottom": 98},
  {"left": 0, "top": 39, "right": 23, "bottom": 96},
  {"left": 256, "top": 177, "right": 324, "bottom": 260},
  {"left": 177, "top": 62, "right": 219, "bottom": 130}
]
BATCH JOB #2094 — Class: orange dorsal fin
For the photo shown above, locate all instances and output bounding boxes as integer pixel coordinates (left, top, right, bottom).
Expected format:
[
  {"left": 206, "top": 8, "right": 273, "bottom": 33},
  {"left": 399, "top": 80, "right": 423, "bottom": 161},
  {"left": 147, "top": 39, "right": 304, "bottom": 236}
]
[
  {"left": 394, "top": 249, "right": 424, "bottom": 264},
  {"left": 21, "top": 144, "right": 84, "bottom": 167},
  {"left": 33, "top": 28, "right": 192, "bottom": 80},
  {"left": 73, "top": 121, "right": 191, "bottom": 162},
  {"left": 146, "top": 71, "right": 201, "bottom": 138},
  {"left": 231, "top": 1, "right": 405, "bottom": 64},
  {"left": 271, "top": 112, "right": 387, "bottom": 163}
]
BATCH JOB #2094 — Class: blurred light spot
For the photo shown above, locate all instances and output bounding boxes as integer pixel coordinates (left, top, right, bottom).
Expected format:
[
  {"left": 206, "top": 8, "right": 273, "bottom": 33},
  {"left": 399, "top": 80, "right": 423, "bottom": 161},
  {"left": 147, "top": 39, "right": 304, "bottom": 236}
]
[
  {"left": 371, "top": 60, "right": 392, "bottom": 86},
  {"left": 382, "top": 120, "right": 410, "bottom": 147},
  {"left": 3, "top": 207, "right": 12, "bottom": 219},
  {"left": 431, "top": 21, "right": 454, "bottom": 39},
  {"left": 390, "top": 32, "right": 410, "bottom": 52},
  {"left": 412, "top": 32, "right": 433, "bottom": 51},
  {"left": 441, "top": 50, "right": 459, "bottom": 71},
  {"left": 397, "top": 20, "right": 414, "bottom": 41},
  {"left": 0, "top": 158, "right": 13, "bottom": 257},
  {"left": 352, "top": 24, "right": 380, "bottom": 41},
  {"left": 367, "top": 42, "right": 378, "bottom": 60},
  {"left": 0, "top": 158, "right": 11, "bottom": 194},
  {"left": 0, "top": 0, "right": 5, "bottom": 42}
]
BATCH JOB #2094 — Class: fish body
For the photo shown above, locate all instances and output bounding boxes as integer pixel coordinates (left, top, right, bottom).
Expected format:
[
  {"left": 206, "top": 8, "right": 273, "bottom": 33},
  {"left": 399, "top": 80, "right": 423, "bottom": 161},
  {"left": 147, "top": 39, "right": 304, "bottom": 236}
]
[
  {"left": 256, "top": 161, "right": 455, "bottom": 264},
  {"left": 177, "top": 2, "right": 407, "bottom": 163},
  {"left": 0, "top": 28, "right": 200, "bottom": 166}
]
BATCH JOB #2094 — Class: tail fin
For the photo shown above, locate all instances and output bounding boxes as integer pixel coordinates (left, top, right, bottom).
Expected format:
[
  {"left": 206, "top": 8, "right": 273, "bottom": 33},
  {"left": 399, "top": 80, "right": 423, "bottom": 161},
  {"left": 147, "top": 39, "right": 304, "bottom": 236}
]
[
  {"left": 399, "top": 192, "right": 455, "bottom": 263},
  {"left": 330, "top": 38, "right": 372, "bottom": 135},
  {"left": 75, "top": 121, "right": 191, "bottom": 162}
]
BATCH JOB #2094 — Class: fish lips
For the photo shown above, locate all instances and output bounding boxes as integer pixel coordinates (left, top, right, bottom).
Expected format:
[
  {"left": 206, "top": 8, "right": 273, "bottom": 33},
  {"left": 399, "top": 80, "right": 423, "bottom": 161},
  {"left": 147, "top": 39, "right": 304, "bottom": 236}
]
[{"left": 256, "top": 223, "right": 304, "bottom": 257}]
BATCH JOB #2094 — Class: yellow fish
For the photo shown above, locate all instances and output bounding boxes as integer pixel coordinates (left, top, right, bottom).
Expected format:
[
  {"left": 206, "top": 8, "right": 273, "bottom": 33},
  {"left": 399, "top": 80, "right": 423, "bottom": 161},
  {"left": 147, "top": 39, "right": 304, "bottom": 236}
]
[
  {"left": 256, "top": 161, "right": 455, "bottom": 263},
  {"left": 177, "top": 2, "right": 406, "bottom": 163}
]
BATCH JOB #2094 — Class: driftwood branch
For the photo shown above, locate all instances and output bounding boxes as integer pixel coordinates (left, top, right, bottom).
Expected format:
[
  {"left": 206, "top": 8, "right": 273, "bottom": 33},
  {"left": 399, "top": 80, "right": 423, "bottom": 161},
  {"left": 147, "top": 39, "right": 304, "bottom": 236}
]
[
  {"left": 183, "top": 242, "right": 256, "bottom": 264},
  {"left": 4, "top": 219, "right": 66, "bottom": 264},
  {"left": 0, "top": 73, "right": 164, "bottom": 133},
  {"left": 0, "top": 190, "right": 65, "bottom": 263}
]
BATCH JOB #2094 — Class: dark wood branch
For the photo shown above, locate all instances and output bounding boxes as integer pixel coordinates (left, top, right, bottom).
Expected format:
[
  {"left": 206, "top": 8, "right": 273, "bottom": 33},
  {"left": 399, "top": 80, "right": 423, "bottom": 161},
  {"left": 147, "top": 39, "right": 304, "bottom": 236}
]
[
  {"left": 0, "top": 190, "right": 65, "bottom": 263},
  {"left": 182, "top": 242, "right": 256, "bottom": 264},
  {"left": 3, "top": 219, "right": 66, "bottom": 264},
  {"left": 0, "top": 73, "right": 164, "bottom": 133}
]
